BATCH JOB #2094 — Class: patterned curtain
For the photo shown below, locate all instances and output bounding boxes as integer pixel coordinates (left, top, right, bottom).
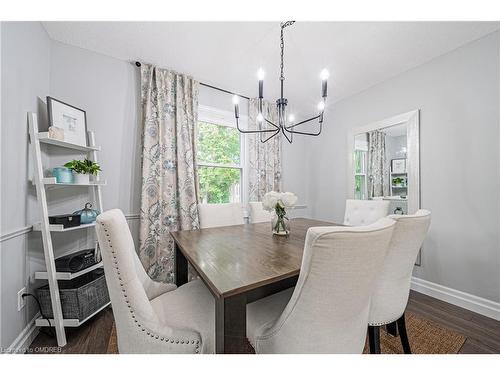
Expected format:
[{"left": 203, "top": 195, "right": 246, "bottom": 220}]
[
  {"left": 248, "top": 98, "right": 282, "bottom": 200},
  {"left": 139, "top": 64, "right": 200, "bottom": 283},
  {"left": 367, "top": 130, "right": 389, "bottom": 199}
]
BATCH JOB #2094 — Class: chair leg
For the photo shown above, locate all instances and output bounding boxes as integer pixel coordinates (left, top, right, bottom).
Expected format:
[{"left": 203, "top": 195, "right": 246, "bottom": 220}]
[
  {"left": 386, "top": 321, "right": 398, "bottom": 337},
  {"left": 368, "top": 326, "right": 381, "bottom": 354},
  {"left": 396, "top": 313, "right": 412, "bottom": 354}
]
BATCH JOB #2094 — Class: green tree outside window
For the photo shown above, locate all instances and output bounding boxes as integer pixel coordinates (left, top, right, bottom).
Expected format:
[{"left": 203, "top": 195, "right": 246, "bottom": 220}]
[{"left": 197, "top": 122, "right": 241, "bottom": 204}]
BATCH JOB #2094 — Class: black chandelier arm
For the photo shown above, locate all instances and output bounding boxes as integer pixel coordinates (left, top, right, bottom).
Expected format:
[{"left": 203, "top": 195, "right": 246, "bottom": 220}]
[
  {"left": 259, "top": 118, "right": 280, "bottom": 143},
  {"left": 264, "top": 118, "right": 280, "bottom": 130},
  {"left": 284, "top": 121, "right": 323, "bottom": 137},
  {"left": 235, "top": 117, "right": 278, "bottom": 134},
  {"left": 260, "top": 129, "right": 281, "bottom": 143},
  {"left": 285, "top": 114, "right": 322, "bottom": 130},
  {"left": 281, "top": 126, "right": 293, "bottom": 144}
]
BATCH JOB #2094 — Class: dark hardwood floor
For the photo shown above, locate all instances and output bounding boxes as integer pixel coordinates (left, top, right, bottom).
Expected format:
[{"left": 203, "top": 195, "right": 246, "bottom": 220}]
[
  {"left": 29, "top": 290, "right": 500, "bottom": 354},
  {"left": 406, "top": 291, "right": 500, "bottom": 354}
]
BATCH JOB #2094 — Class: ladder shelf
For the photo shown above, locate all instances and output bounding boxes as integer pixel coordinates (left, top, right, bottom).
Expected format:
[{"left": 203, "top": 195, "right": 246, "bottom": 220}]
[
  {"left": 35, "top": 302, "right": 111, "bottom": 328},
  {"left": 31, "top": 177, "right": 107, "bottom": 188},
  {"left": 28, "top": 112, "right": 105, "bottom": 347},
  {"left": 37, "top": 132, "right": 101, "bottom": 152},
  {"left": 35, "top": 261, "right": 104, "bottom": 280},
  {"left": 32, "top": 222, "right": 96, "bottom": 232}
]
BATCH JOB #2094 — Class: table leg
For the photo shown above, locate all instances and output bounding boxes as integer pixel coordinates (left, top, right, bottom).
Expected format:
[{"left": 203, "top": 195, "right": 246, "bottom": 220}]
[
  {"left": 215, "top": 294, "right": 248, "bottom": 354},
  {"left": 174, "top": 242, "right": 188, "bottom": 286}
]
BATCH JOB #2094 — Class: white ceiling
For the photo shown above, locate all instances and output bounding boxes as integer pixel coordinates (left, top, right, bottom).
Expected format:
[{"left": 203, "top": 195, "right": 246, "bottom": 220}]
[{"left": 43, "top": 22, "right": 500, "bottom": 114}]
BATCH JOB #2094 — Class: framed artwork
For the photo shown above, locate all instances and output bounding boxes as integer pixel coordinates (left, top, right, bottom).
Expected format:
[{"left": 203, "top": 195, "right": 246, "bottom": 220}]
[
  {"left": 391, "top": 158, "right": 406, "bottom": 173},
  {"left": 47, "top": 96, "right": 88, "bottom": 146}
]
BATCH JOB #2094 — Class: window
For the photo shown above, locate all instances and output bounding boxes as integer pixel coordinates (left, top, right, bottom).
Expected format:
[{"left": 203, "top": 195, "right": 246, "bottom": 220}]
[
  {"left": 196, "top": 106, "right": 246, "bottom": 204},
  {"left": 354, "top": 149, "right": 367, "bottom": 200}
]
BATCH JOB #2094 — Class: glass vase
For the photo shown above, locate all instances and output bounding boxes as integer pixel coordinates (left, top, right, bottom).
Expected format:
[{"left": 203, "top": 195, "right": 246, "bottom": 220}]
[{"left": 272, "top": 212, "right": 290, "bottom": 236}]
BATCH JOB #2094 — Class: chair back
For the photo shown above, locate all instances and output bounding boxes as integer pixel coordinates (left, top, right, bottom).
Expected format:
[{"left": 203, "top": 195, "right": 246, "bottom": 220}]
[
  {"left": 96, "top": 209, "right": 161, "bottom": 352},
  {"left": 255, "top": 218, "right": 395, "bottom": 353},
  {"left": 344, "top": 199, "right": 390, "bottom": 226},
  {"left": 198, "top": 203, "right": 245, "bottom": 228},
  {"left": 248, "top": 201, "right": 272, "bottom": 223},
  {"left": 368, "top": 210, "right": 431, "bottom": 325}
]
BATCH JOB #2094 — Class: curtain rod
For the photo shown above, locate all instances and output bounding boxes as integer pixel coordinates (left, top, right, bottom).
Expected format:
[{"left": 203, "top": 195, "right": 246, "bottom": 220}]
[{"left": 134, "top": 61, "right": 250, "bottom": 100}]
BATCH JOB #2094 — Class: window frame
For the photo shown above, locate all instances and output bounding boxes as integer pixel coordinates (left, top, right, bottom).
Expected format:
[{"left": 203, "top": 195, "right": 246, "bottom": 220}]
[{"left": 197, "top": 105, "right": 248, "bottom": 205}]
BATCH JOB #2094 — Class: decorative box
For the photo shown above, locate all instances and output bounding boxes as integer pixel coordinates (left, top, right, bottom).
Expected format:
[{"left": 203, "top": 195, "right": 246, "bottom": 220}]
[
  {"left": 48, "top": 126, "right": 65, "bottom": 141},
  {"left": 48, "top": 214, "right": 81, "bottom": 228}
]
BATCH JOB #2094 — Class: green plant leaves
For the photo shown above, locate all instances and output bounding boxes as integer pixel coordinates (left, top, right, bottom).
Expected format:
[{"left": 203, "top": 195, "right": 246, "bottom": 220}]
[{"left": 64, "top": 158, "right": 101, "bottom": 175}]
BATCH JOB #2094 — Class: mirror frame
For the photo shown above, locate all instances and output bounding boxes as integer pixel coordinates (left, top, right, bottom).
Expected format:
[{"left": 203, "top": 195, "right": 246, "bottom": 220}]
[
  {"left": 347, "top": 110, "right": 421, "bottom": 264},
  {"left": 347, "top": 110, "right": 420, "bottom": 212}
]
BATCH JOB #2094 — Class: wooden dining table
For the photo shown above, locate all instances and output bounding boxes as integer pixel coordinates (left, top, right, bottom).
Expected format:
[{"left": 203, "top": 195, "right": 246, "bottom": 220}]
[{"left": 170, "top": 217, "right": 338, "bottom": 353}]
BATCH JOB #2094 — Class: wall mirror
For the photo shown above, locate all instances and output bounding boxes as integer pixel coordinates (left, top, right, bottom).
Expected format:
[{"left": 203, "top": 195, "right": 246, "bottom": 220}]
[{"left": 347, "top": 110, "right": 420, "bottom": 263}]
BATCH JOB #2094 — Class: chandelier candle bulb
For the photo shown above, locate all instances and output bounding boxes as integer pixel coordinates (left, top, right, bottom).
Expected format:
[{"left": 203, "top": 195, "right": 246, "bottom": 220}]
[
  {"left": 257, "top": 68, "right": 265, "bottom": 99},
  {"left": 317, "top": 101, "right": 325, "bottom": 112},
  {"left": 256, "top": 113, "right": 264, "bottom": 123},
  {"left": 232, "top": 95, "right": 240, "bottom": 118},
  {"left": 288, "top": 114, "right": 295, "bottom": 123},
  {"left": 320, "top": 69, "right": 329, "bottom": 98}
]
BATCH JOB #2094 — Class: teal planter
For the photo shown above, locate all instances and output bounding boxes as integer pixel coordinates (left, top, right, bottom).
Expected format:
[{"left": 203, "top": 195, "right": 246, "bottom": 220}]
[{"left": 52, "top": 167, "right": 74, "bottom": 184}]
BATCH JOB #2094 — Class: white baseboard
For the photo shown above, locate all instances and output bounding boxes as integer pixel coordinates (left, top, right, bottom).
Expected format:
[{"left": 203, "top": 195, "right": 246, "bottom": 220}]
[
  {"left": 5, "top": 314, "right": 40, "bottom": 354},
  {"left": 411, "top": 276, "right": 500, "bottom": 321}
]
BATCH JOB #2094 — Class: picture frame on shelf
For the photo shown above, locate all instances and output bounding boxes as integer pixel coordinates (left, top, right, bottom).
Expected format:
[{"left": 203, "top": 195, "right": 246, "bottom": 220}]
[
  {"left": 391, "top": 158, "right": 406, "bottom": 174},
  {"left": 47, "top": 96, "right": 88, "bottom": 146}
]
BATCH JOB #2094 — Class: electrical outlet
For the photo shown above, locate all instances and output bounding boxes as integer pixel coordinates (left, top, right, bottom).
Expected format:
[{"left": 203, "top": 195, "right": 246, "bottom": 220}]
[{"left": 17, "top": 287, "right": 26, "bottom": 311}]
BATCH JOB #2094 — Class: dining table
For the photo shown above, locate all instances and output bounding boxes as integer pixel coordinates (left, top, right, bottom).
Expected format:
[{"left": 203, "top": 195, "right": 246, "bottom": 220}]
[{"left": 170, "top": 217, "right": 339, "bottom": 354}]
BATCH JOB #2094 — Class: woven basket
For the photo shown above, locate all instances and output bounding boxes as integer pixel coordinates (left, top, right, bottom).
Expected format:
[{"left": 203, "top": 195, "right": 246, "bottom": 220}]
[{"left": 37, "top": 269, "right": 109, "bottom": 320}]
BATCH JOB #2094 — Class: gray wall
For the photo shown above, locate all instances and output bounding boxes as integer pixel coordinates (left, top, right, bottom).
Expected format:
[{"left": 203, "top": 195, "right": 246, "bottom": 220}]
[
  {"left": 306, "top": 31, "right": 500, "bottom": 303},
  {"left": 50, "top": 41, "right": 142, "bottom": 221},
  {"left": 1, "top": 22, "right": 51, "bottom": 349}
]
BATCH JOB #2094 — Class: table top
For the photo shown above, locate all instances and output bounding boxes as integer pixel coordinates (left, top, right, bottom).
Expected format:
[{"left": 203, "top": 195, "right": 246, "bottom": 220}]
[{"left": 171, "top": 218, "right": 339, "bottom": 298}]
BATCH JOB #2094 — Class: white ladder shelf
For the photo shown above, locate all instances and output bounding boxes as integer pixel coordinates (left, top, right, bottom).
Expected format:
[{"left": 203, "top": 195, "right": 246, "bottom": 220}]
[{"left": 28, "top": 112, "right": 105, "bottom": 347}]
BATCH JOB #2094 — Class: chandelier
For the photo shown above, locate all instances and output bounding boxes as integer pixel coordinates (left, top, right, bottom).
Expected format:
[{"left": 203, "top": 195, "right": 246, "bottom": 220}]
[{"left": 232, "top": 21, "right": 329, "bottom": 143}]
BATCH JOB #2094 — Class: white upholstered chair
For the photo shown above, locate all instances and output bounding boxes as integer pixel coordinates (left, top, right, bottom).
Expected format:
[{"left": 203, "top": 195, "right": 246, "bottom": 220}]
[
  {"left": 248, "top": 201, "right": 272, "bottom": 223},
  {"left": 343, "top": 199, "right": 390, "bottom": 226},
  {"left": 96, "top": 209, "right": 215, "bottom": 354},
  {"left": 367, "top": 209, "right": 431, "bottom": 354},
  {"left": 198, "top": 203, "right": 245, "bottom": 229},
  {"left": 246, "top": 218, "right": 396, "bottom": 353}
]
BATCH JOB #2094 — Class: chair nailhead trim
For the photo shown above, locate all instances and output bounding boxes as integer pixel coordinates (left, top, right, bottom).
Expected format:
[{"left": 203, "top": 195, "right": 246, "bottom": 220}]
[{"left": 100, "top": 221, "right": 201, "bottom": 353}]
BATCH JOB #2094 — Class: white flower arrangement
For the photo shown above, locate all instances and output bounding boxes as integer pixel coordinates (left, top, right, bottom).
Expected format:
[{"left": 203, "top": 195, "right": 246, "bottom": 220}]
[
  {"left": 262, "top": 191, "right": 298, "bottom": 211},
  {"left": 262, "top": 191, "right": 297, "bottom": 235}
]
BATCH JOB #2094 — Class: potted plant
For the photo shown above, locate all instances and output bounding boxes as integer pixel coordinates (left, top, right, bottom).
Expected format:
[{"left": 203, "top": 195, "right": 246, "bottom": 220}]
[
  {"left": 262, "top": 191, "right": 298, "bottom": 236},
  {"left": 64, "top": 158, "right": 101, "bottom": 184}
]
